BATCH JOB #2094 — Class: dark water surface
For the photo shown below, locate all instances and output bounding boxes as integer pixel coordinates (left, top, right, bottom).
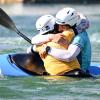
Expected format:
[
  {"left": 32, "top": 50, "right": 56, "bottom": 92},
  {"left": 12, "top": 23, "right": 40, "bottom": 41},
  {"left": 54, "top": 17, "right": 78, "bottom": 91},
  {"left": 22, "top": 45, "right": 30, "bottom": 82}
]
[{"left": 0, "top": 4, "right": 100, "bottom": 100}]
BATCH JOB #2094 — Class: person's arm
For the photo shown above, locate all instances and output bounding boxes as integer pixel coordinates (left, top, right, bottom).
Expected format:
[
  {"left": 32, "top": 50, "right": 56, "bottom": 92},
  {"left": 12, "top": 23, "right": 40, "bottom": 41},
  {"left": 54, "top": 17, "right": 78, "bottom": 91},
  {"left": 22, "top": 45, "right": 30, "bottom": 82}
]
[
  {"left": 48, "top": 44, "right": 81, "bottom": 62},
  {"left": 31, "top": 34, "right": 51, "bottom": 45},
  {"left": 31, "top": 33, "right": 64, "bottom": 45},
  {"left": 48, "top": 33, "right": 85, "bottom": 62},
  {"left": 27, "top": 45, "right": 37, "bottom": 54}
]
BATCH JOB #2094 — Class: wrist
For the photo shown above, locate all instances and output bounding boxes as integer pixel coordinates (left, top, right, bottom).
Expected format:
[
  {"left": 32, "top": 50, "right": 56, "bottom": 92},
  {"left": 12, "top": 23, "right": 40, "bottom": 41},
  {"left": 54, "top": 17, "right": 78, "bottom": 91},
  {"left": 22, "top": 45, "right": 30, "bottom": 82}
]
[
  {"left": 43, "top": 45, "right": 51, "bottom": 54},
  {"left": 46, "top": 46, "right": 51, "bottom": 54},
  {"left": 31, "top": 45, "right": 35, "bottom": 53}
]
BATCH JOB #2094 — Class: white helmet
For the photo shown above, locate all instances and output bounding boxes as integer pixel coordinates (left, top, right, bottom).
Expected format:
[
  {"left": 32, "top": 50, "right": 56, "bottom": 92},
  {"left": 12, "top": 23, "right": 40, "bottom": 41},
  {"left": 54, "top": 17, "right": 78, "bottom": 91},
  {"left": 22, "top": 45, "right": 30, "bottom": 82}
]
[
  {"left": 56, "top": 7, "right": 80, "bottom": 26},
  {"left": 36, "top": 15, "right": 55, "bottom": 35}
]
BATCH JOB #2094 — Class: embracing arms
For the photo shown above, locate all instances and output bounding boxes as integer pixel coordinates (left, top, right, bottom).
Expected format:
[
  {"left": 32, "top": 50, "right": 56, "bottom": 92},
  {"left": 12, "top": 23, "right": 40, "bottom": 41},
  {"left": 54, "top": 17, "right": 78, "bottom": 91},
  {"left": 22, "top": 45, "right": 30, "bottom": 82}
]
[
  {"left": 30, "top": 34, "right": 81, "bottom": 62},
  {"left": 48, "top": 44, "right": 80, "bottom": 62}
]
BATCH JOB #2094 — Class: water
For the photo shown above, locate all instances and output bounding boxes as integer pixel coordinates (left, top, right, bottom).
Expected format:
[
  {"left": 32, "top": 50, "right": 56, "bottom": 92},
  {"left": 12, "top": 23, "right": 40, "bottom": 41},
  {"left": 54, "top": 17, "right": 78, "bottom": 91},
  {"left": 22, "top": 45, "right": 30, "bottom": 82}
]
[{"left": 0, "top": 4, "right": 100, "bottom": 100}]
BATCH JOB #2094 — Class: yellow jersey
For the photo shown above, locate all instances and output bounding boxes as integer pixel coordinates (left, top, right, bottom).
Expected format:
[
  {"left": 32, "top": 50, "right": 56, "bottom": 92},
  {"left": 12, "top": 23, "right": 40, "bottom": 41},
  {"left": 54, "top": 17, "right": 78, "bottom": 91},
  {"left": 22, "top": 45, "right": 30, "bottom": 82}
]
[{"left": 35, "top": 29, "right": 80, "bottom": 75}]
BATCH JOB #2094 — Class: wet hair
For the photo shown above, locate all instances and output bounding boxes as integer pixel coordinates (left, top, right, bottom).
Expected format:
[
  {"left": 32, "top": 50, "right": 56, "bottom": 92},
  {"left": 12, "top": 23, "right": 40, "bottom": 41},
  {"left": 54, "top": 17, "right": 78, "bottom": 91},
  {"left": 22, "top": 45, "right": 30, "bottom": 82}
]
[
  {"left": 54, "top": 24, "right": 59, "bottom": 33},
  {"left": 64, "top": 24, "right": 72, "bottom": 28},
  {"left": 71, "top": 24, "right": 78, "bottom": 36},
  {"left": 42, "top": 23, "right": 78, "bottom": 36},
  {"left": 64, "top": 24, "right": 78, "bottom": 36}
]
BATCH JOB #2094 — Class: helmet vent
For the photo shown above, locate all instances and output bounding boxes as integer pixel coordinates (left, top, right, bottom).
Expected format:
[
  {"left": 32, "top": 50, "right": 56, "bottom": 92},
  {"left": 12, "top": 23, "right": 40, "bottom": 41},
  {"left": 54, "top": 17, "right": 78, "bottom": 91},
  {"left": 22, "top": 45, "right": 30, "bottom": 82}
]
[
  {"left": 67, "top": 10, "right": 70, "bottom": 14},
  {"left": 45, "top": 26, "right": 50, "bottom": 30},
  {"left": 71, "top": 13, "right": 74, "bottom": 16},
  {"left": 62, "top": 22, "right": 65, "bottom": 24}
]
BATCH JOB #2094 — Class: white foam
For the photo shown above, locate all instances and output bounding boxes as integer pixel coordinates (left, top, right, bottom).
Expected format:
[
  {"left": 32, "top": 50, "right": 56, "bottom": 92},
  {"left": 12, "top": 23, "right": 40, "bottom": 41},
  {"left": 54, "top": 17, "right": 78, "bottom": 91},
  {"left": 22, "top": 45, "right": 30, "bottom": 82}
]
[{"left": 90, "top": 33, "right": 100, "bottom": 43}]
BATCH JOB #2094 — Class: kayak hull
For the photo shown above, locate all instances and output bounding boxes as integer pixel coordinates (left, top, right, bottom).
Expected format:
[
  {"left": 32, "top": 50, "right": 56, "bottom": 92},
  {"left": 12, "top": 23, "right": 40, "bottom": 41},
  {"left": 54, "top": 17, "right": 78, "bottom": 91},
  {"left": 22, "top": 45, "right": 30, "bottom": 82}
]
[
  {"left": 0, "top": 54, "right": 29, "bottom": 76},
  {"left": 88, "top": 63, "right": 100, "bottom": 77},
  {"left": 0, "top": 53, "right": 100, "bottom": 77}
]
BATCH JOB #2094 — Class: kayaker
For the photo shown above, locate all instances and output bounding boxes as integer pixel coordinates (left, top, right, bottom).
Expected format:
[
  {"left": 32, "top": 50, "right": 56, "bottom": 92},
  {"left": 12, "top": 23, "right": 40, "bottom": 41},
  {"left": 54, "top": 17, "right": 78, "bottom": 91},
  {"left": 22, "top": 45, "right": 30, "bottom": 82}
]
[
  {"left": 48, "top": 7, "right": 91, "bottom": 75},
  {"left": 29, "top": 7, "right": 91, "bottom": 77},
  {"left": 27, "top": 14, "right": 81, "bottom": 76}
]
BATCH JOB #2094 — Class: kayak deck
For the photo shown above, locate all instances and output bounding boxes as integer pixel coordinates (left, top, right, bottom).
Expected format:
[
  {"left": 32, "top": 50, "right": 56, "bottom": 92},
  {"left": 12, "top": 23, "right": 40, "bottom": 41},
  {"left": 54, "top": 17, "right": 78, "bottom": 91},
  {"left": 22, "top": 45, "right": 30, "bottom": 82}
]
[{"left": 0, "top": 53, "right": 100, "bottom": 77}]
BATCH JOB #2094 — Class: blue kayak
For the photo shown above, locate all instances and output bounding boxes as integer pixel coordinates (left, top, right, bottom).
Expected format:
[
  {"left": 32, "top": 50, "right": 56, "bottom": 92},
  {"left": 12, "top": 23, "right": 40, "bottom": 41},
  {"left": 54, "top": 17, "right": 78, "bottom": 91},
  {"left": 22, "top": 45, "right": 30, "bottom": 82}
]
[
  {"left": 0, "top": 53, "right": 100, "bottom": 77},
  {"left": 0, "top": 53, "right": 45, "bottom": 76}
]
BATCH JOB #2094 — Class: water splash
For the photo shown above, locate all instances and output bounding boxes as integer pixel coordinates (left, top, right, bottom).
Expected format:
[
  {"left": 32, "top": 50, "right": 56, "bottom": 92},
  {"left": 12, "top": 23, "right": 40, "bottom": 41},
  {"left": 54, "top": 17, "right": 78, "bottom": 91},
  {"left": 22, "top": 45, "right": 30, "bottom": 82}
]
[{"left": 90, "top": 33, "right": 100, "bottom": 43}]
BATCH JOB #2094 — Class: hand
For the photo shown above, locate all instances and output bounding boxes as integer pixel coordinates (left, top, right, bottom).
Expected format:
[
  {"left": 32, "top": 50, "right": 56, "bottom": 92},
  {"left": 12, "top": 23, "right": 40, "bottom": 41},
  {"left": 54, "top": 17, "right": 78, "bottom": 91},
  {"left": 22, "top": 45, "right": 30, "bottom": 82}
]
[
  {"left": 27, "top": 46, "right": 32, "bottom": 53},
  {"left": 39, "top": 44, "right": 47, "bottom": 59},
  {"left": 57, "top": 37, "right": 69, "bottom": 48},
  {"left": 50, "top": 34, "right": 69, "bottom": 47},
  {"left": 49, "top": 33, "right": 63, "bottom": 43}
]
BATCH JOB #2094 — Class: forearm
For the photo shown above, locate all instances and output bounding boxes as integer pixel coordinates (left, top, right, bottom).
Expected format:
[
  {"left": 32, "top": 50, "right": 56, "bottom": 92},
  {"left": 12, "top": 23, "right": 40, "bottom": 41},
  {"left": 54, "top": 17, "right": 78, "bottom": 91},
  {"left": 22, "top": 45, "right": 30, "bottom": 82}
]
[
  {"left": 48, "top": 44, "right": 81, "bottom": 62},
  {"left": 31, "top": 34, "right": 50, "bottom": 45},
  {"left": 27, "top": 45, "right": 37, "bottom": 54}
]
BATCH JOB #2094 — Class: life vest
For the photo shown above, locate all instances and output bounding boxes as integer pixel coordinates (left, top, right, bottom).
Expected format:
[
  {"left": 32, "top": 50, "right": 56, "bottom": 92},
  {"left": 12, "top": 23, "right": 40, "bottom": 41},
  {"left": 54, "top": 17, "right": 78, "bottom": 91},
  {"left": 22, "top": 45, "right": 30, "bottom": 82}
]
[{"left": 36, "top": 29, "right": 80, "bottom": 75}]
